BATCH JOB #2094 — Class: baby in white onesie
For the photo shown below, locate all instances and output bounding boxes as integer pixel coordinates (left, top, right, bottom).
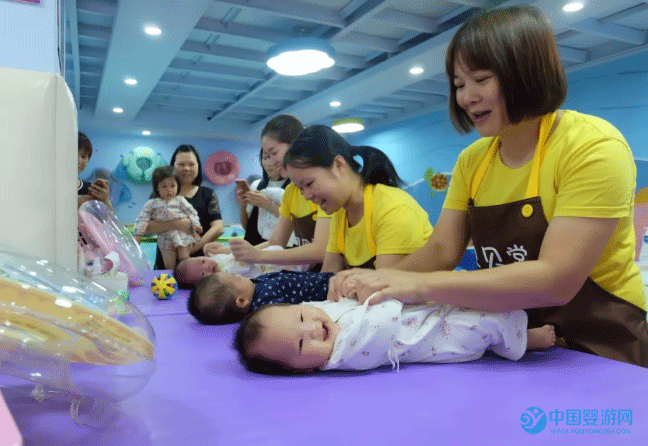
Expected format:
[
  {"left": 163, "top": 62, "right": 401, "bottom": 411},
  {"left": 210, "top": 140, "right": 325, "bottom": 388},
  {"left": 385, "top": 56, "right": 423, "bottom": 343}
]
[
  {"left": 175, "top": 245, "right": 307, "bottom": 286},
  {"left": 234, "top": 297, "right": 556, "bottom": 374}
]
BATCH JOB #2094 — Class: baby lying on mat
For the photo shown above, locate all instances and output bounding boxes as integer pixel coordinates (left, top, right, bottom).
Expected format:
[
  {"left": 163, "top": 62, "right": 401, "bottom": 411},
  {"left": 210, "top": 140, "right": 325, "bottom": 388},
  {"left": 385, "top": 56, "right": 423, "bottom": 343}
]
[
  {"left": 188, "top": 270, "right": 334, "bottom": 325},
  {"left": 175, "top": 244, "right": 306, "bottom": 287},
  {"left": 234, "top": 298, "right": 556, "bottom": 374}
]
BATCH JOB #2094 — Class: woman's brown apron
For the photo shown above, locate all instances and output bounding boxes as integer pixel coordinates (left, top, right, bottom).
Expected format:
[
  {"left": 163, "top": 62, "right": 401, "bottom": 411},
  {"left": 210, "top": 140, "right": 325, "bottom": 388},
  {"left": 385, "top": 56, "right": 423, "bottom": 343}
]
[
  {"left": 466, "top": 112, "right": 648, "bottom": 367},
  {"left": 336, "top": 185, "right": 377, "bottom": 270},
  {"left": 292, "top": 211, "right": 322, "bottom": 272}
]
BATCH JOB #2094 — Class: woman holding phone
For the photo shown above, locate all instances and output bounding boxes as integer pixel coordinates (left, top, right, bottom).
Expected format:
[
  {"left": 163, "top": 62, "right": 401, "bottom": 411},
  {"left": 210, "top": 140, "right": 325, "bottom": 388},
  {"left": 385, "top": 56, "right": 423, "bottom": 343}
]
[
  {"left": 236, "top": 149, "right": 297, "bottom": 247},
  {"left": 228, "top": 115, "right": 332, "bottom": 271}
]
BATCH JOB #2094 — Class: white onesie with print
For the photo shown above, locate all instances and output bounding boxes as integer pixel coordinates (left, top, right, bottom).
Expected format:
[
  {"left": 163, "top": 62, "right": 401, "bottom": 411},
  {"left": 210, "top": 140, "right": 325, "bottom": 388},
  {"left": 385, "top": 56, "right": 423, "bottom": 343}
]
[
  {"left": 211, "top": 246, "right": 307, "bottom": 278},
  {"left": 304, "top": 298, "right": 527, "bottom": 371}
]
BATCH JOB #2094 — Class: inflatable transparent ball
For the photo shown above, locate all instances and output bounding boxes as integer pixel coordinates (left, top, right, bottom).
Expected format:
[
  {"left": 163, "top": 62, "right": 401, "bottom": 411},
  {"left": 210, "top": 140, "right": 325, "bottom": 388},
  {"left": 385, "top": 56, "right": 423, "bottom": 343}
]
[
  {"left": 78, "top": 200, "right": 150, "bottom": 286},
  {"left": 0, "top": 246, "right": 156, "bottom": 426}
]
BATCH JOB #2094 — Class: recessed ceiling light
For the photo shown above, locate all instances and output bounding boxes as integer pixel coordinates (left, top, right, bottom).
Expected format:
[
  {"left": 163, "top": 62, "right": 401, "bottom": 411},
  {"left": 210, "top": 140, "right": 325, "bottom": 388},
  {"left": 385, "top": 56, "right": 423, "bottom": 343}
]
[
  {"left": 124, "top": 78, "right": 137, "bottom": 86},
  {"left": 142, "top": 130, "right": 151, "bottom": 136},
  {"left": 113, "top": 107, "right": 123, "bottom": 114},
  {"left": 563, "top": 2, "right": 584, "bottom": 12},
  {"left": 330, "top": 100, "right": 341, "bottom": 107},
  {"left": 332, "top": 117, "right": 364, "bottom": 133},
  {"left": 266, "top": 37, "right": 335, "bottom": 76},
  {"left": 409, "top": 66, "right": 425, "bottom": 75},
  {"left": 144, "top": 25, "right": 162, "bottom": 36}
]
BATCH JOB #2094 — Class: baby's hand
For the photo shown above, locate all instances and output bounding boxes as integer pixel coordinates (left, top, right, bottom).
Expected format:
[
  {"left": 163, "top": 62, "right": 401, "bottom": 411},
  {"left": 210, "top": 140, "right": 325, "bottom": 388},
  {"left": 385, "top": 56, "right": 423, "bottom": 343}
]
[
  {"left": 194, "top": 225, "right": 203, "bottom": 234},
  {"left": 134, "top": 235, "right": 142, "bottom": 244}
]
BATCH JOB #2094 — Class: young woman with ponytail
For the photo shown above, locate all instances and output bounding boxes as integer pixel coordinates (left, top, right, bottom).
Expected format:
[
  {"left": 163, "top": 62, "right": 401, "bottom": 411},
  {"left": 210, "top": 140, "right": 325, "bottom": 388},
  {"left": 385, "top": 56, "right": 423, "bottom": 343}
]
[
  {"left": 229, "top": 116, "right": 332, "bottom": 272},
  {"left": 284, "top": 125, "right": 432, "bottom": 273}
]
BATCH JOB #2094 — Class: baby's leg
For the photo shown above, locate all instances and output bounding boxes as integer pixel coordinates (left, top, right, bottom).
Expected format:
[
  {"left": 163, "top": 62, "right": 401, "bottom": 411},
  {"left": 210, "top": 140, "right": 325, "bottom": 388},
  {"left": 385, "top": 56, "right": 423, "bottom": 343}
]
[
  {"left": 177, "top": 245, "right": 190, "bottom": 262},
  {"left": 162, "top": 249, "right": 178, "bottom": 270},
  {"left": 527, "top": 325, "right": 556, "bottom": 350},
  {"left": 401, "top": 307, "right": 527, "bottom": 363}
]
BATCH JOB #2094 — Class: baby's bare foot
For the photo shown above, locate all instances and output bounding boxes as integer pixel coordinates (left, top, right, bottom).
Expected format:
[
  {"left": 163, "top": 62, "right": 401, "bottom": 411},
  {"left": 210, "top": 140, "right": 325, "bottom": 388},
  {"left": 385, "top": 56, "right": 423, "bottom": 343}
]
[{"left": 527, "top": 325, "right": 556, "bottom": 350}]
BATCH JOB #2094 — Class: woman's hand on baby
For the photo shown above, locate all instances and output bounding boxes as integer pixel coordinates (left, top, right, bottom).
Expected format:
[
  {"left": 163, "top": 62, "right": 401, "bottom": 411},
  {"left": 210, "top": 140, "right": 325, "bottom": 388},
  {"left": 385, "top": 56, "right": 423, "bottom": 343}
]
[
  {"left": 348, "top": 269, "right": 430, "bottom": 305},
  {"left": 327, "top": 268, "right": 372, "bottom": 302},
  {"left": 204, "top": 242, "right": 231, "bottom": 256},
  {"left": 229, "top": 239, "right": 261, "bottom": 263}
]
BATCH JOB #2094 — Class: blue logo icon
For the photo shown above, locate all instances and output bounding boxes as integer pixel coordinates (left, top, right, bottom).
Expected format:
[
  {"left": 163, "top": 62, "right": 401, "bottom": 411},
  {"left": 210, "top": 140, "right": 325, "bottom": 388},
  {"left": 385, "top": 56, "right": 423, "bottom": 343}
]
[{"left": 521, "top": 407, "right": 547, "bottom": 434}]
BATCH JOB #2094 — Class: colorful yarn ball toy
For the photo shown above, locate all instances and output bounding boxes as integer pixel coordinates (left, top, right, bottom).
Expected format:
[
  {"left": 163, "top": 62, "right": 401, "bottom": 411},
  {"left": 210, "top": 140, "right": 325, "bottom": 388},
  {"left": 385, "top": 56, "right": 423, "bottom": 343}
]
[{"left": 151, "top": 273, "right": 177, "bottom": 300}]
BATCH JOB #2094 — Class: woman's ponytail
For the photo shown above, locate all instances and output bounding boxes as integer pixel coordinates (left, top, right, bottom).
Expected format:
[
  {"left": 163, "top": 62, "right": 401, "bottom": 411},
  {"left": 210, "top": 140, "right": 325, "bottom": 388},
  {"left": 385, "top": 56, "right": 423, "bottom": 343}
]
[
  {"left": 286, "top": 125, "right": 403, "bottom": 188},
  {"left": 351, "top": 145, "right": 403, "bottom": 188}
]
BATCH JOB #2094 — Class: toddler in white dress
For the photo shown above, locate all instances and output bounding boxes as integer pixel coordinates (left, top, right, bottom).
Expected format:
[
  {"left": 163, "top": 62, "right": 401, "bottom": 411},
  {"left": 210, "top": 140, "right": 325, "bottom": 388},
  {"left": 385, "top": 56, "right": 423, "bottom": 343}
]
[{"left": 134, "top": 166, "right": 202, "bottom": 269}]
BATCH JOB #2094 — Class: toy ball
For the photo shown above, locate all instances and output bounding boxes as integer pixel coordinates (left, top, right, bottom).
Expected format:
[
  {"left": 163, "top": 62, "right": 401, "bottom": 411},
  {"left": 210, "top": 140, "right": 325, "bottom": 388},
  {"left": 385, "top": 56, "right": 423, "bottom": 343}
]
[{"left": 151, "top": 273, "right": 177, "bottom": 300}]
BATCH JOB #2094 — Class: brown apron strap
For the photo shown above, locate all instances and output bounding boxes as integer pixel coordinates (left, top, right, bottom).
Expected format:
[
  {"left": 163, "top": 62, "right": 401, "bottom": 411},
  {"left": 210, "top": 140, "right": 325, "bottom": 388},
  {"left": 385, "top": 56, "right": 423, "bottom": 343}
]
[{"left": 292, "top": 211, "right": 317, "bottom": 246}]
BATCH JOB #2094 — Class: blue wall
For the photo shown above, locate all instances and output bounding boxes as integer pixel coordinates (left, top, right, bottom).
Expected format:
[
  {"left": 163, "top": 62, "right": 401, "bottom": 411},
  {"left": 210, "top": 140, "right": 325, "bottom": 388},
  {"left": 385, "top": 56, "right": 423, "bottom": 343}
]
[
  {"left": 0, "top": 0, "right": 60, "bottom": 74},
  {"left": 80, "top": 131, "right": 259, "bottom": 224}
]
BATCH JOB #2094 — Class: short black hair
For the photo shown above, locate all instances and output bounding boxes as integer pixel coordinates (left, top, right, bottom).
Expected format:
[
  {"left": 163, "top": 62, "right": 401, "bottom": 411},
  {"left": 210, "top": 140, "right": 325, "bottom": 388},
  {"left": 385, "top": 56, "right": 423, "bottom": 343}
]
[
  {"left": 445, "top": 5, "right": 567, "bottom": 133},
  {"left": 187, "top": 275, "right": 244, "bottom": 325},
  {"left": 78, "top": 132, "right": 93, "bottom": 158}
]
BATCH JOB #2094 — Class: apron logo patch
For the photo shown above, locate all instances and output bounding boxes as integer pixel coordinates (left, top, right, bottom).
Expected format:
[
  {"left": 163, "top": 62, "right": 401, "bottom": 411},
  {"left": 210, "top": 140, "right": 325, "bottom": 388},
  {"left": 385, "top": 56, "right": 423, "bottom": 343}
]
[
  {"left": 481, "top": 245, "right": 528, "bottom": 268},
  {"left": 506, "top": 245, "right": 528, "bottom": 262}
]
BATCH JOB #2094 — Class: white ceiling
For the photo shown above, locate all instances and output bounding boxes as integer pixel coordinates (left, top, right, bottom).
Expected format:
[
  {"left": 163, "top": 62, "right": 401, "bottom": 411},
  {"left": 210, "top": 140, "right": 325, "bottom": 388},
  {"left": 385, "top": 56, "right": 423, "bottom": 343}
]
[{"left": 64, "top": 0, "right": 648, "bottom": 141}]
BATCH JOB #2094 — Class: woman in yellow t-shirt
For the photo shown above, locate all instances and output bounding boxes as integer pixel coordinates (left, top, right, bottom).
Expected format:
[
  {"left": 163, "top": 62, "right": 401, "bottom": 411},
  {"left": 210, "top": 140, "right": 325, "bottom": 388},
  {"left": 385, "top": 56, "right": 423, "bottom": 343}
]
[
  {"left": 330, "top": 5, "right": 648, "bottom": 367},
  {"left": 229, "top": 115, "right": 331, "bottom": 271},
  {"left": 284, "top": 125, "right": 432, "bottom": 273}
]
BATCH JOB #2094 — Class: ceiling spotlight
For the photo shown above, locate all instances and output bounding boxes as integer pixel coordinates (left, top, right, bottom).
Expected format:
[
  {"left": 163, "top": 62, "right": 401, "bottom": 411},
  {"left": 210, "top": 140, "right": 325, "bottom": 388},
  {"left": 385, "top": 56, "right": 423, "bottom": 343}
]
[
  {"left": 144, "top": 25, "right": 162, "bottom": 36},
  {"left": 142, "top": 130, "right": 151, "bottom": 136},
  {"left": 124, "top": 78, "right": 138, "bottom": 86},
  {"left": 267, "top": 37, "right": 335, "bottom": 76},
  {"left": 113, "top": 107, "right": 124, "bottom": 114},
  {"left": 409, "top": 66, "right": 425, "bottom": 75},
  {"left": 563, "top": 2, "right": 584, "bottom": 12},
  {"left": 330, "top": 101, "right": 341, "bottom": 107},
  {"left": 332, "top": 117, "right": 364, "bottom": 134}
]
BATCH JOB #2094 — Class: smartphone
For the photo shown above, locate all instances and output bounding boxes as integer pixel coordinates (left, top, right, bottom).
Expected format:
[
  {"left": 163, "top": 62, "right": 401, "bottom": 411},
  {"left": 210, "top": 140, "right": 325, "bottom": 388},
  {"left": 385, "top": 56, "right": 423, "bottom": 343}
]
[{"left": 235, "top": 179, "right": 250, "bottom": 192}]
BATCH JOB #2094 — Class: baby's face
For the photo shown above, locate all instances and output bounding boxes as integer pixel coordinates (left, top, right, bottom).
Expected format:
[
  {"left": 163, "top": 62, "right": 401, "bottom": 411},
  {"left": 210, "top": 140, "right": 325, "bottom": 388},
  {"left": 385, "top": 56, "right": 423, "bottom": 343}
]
[
  {"left": 250, "top": 304, "right": 340, "bottom": 371},
  {"left": 179, "top": 257, "right": 219, "bottom": 284}
]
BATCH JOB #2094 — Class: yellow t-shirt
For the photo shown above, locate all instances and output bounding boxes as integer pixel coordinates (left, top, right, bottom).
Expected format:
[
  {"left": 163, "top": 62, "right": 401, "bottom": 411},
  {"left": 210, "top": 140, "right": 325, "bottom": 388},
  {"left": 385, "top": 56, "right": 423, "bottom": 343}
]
[
  {"left": 444, "top": 110, "right": 645, "bottom": 310},
  {"left": 278, "top": 183, "right": 328, "bottom": 220},
  {"left": 278, "top": 183, "right": 329, "bottom": 242},
  {"left": 327, "top": 184, "right": 433, "bottom": 267}
]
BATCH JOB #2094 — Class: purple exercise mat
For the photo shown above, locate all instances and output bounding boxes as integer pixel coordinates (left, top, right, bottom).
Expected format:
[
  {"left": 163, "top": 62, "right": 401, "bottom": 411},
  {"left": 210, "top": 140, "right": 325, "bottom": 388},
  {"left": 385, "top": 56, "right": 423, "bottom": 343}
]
[{"left": 2, "top": 271, "right": 647, "bottom": 445}]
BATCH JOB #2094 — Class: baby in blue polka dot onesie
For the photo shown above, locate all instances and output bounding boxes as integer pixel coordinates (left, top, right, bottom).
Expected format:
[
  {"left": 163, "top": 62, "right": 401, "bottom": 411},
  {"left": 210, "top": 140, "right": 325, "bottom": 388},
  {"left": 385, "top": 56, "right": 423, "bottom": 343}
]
[{"left": 188, "top": 270, "right": 334, "bottom": 325}]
